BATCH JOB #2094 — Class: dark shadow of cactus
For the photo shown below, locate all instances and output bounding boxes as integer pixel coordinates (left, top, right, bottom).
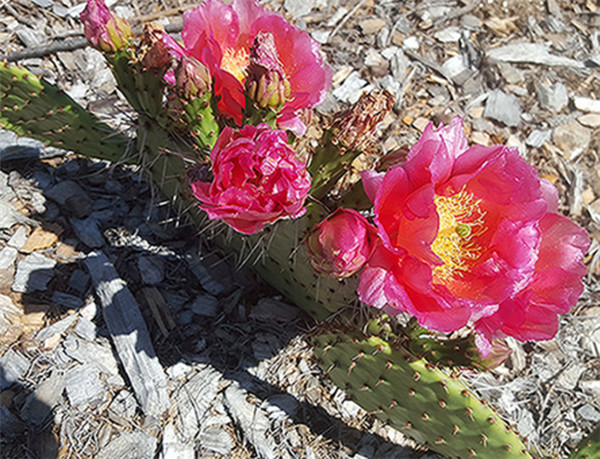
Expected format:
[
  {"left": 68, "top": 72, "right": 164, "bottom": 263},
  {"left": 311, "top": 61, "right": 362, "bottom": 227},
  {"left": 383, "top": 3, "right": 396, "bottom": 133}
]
[
  {"left": 0, "top": 366, "right": 59, "bottom": 459},
  {"left": 0, "top": 153, "right": 431, "bottom": 458}
]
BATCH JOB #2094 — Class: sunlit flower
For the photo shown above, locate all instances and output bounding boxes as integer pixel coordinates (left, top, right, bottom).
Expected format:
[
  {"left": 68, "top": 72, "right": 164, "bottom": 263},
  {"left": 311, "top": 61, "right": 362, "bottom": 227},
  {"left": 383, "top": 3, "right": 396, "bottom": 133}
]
[
  {"left": 191, "top": 124, "right": 311, "bottom": 234},
  {"left": 173, "top": 0, "right": 331, "bottom": 133},
  {"left": 358, "top": 117, "right": 589, "bottom": 354},
  {"left": 307, "top": 208, "right": 377, "bottom": 280}
]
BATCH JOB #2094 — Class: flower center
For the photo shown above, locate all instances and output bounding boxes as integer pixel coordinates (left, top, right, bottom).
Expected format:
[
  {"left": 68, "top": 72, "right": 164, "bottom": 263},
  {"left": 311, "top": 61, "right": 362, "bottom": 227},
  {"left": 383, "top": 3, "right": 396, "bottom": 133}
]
[
  {"left": 431, "top": 188, "right": 486, "bottom": 282},
  {"left": 221, "top": 48, "right": 249, "bottom": 82}
]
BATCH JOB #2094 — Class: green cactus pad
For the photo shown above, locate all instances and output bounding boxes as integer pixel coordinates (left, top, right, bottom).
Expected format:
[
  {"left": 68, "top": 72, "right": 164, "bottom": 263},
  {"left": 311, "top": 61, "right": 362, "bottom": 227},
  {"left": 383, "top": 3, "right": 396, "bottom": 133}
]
[
  {"left": 569, "top": 426, "right": 600, "bottom": 459},
  {"left": 313, "top": 328, "right": 531, "bottom": 458},
  {"left": 0, "top": 62, "right": 130, "bottom": 162},
  {"left": 181, "top": 93, "right": 219, "bottom": 151}
]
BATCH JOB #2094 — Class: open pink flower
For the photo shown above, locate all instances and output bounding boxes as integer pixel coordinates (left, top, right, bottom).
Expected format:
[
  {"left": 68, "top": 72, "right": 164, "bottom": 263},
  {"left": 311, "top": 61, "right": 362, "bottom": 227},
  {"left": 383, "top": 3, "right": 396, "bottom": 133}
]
[
  {"left": 358, "top": 117, "right": 589, "bottom": 354},
  {"left": 191, "top": 124, "right": 311, "bottom": 234},
  {"left": 174, "top": 0, "right": 331, "bottom": 133},
  {"left": 307, "top": 208, "right": 377, "bottom": 280},
  {"left": 80, "top": 0, "right": 131, "bottom": 52}
]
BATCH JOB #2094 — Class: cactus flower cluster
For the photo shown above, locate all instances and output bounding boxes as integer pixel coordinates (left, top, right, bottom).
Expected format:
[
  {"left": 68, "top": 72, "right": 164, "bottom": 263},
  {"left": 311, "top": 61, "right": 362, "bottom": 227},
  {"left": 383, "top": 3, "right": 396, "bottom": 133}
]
[
  {"left": 78, "top": 0, "right": 589, "bottom": 372},
  {"left": 311, "top": 117, "right": 590, "bottom": 356},
  {"left": 1, "top": 0, "right": 587, "bottom": 455}
]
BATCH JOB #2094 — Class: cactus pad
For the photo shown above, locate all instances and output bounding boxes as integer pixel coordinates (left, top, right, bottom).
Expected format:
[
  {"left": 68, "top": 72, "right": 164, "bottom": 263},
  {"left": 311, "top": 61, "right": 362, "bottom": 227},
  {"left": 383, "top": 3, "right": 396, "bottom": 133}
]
[
  {"left": 0, "top": 62, "right": 130, "bottom": 162},
  {"left": 313, "top": 328, "right": 531, "bottom": 458}
]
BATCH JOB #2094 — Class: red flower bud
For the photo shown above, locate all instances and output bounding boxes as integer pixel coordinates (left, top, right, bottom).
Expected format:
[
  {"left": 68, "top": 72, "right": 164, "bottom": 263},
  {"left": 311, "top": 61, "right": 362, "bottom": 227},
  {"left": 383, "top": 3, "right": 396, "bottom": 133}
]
[
  {"left": 80, "top": 0, "right": 131, "bottom": 53},
  {"left": 307, "top": 208, "right": 377, "bottom": 280},
  {"left": 175, "top": 56, "right": 212, "bottom": 98}
]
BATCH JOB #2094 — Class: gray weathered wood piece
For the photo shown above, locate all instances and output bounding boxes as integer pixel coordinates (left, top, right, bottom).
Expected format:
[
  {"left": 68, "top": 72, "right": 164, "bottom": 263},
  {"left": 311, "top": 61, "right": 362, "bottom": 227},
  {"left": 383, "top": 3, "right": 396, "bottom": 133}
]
[{"left": 84, "top": 250, "right": 169, "bottom": 417}]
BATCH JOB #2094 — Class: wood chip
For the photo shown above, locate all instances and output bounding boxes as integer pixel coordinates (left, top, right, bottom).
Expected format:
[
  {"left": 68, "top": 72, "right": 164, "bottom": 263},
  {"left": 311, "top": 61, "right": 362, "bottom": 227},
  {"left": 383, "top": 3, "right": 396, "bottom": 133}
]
[
  {"left": 84, "top": 251, "right": 169, "bottom": 417},
  {"left": 20, "top": 225, "right": 61, "bottom": 254},
  {"left": 224, "top": 382, "right": 277, "bottom": 459}
]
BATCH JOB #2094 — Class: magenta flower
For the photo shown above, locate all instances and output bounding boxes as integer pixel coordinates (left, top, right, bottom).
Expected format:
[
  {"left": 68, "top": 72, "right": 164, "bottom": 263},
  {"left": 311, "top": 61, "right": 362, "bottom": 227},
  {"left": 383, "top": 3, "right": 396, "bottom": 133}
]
[
  {"left": 173, "top": 0, "right": 331, "bottom": 133},
  {"left": 191, "top": 124, "right": 311, "bottom": 234},
  {"left": 358, "top": 117, "right": 589, "bottom": 354},
  {"left": 80, "top": 0, "right": 131, "bottom": 52},
  {"left": 307, "top": 209, "right": 377, "bottom": 280}
]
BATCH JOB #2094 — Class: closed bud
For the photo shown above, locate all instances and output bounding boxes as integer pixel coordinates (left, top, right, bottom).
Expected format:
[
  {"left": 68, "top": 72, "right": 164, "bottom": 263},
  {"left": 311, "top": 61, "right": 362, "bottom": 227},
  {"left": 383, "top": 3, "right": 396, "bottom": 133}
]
[
  {"left": 80, "top": 0, "right": 131, "bottom": 53},
  {"left": 307, "top": 208, "right": 377, "bottom": 280},
  {"left": 175, "top": 56, "right": 211, "bottom": 98},
  {"left": 245, "top": 32, "right": 291, "bottom": 110}
]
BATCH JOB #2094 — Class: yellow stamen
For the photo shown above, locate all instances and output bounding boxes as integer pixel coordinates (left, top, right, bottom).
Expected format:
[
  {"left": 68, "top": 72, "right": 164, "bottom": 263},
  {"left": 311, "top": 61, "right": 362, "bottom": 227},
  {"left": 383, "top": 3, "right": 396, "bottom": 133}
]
[
  {"left": 221, "top": 48, "right": 249, "bottom": 82},
  {"left": 431, "top": 188, "right": 486, "bottom": 282}
]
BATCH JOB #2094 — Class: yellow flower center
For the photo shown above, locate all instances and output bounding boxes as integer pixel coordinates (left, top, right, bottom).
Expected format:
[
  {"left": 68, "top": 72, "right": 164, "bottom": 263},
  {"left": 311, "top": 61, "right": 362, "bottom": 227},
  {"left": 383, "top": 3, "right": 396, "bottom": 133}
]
[
  {"left": 431, "top": 188, "right": 487, "bottom": 283},
  {"left": 221, "top": 48, "right": 249, "bottom": 82}
]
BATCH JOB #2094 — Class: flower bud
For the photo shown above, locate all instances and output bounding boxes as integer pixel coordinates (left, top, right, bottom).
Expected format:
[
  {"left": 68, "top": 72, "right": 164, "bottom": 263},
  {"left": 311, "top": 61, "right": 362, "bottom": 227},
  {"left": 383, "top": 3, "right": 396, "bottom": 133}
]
[
  {"left": 80, "top": 0, "right": 131, "bottom": 53},
  {"left": 175, "top": 56, "right": 212, "bottom": 98},
  {"left": 307, "top": 208, "right": 376, "bottom": 280},
  {"left": 245, "top": 32, "right": 291, "bottom": 110},
  {"left": 140, "top": 23, "right": 172, "bottom": 70}
]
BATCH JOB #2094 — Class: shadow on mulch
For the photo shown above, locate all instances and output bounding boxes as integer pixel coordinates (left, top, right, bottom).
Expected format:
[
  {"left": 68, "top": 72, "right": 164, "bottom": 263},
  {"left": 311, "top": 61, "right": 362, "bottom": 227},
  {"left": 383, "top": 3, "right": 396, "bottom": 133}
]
[
  {"left": 1, "top": 155, "right": 428, "bottom": 457},
  {"left": 0, "top": 367, "right": 59, "bottom": 459}
]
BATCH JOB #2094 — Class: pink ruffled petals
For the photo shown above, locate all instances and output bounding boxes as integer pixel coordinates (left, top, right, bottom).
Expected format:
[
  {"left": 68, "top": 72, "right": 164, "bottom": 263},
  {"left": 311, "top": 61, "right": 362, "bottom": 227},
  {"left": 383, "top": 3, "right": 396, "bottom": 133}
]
[
  {"left": 474, "top": 212, "right": 589, "bottom": 347},
  {"left": 359, "top": 116, "right": 590, "bottom": 352},
  {"left": 192, "top": 124, "right": 310, "bottom": 235}
]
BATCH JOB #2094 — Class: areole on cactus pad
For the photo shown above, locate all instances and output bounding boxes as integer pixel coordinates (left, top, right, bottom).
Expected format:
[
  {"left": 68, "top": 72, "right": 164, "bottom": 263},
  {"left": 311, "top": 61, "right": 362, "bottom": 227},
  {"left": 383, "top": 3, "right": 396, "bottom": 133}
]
[{"left": 0, "top": 0, "right": 593, "bottom": 456}]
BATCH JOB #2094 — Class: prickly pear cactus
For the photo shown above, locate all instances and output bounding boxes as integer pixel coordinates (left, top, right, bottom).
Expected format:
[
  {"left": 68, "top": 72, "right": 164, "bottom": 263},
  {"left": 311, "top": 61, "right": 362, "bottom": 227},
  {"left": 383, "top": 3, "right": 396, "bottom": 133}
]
[
  {"left": 0, "top": 62, "right": 533, "bottom": 458},
  {"left": 312, "top": 325, "right": 531, "bottom": 458},
  {"left": 0, "top": 62, "right": 130, "bottom": 163}
]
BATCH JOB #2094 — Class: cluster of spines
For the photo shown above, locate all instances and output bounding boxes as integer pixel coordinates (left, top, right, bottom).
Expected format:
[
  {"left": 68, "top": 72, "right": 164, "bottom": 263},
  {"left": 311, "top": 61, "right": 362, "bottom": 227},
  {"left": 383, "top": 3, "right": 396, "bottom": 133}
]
[{"left": 312, "top": 329, "right": 532, "bottom": 458}]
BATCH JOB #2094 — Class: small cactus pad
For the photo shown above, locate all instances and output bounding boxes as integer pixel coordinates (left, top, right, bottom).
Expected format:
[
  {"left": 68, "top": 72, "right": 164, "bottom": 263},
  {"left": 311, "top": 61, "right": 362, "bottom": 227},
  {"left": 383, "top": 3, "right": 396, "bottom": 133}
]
[
  {"left": 569, "top": 425, "right": 600, "bottom": 459},
  {"left": 313, "top": 330, "right": 531, "bottom": 458},
  {"left": 0, "top": 62, "right": 129, "bottom": 162}
]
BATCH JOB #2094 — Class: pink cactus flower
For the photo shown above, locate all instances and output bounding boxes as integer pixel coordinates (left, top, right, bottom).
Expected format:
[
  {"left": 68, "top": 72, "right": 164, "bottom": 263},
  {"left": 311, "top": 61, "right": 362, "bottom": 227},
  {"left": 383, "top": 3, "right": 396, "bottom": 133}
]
[
  {"left": 80, "top": 0, "right": 131, "bottom": 52},
  {"left": 358, "top": 117, "right": 589, "bottom": 355},
  {"left": 307, "top": 208, "right": 377, "bottom": 280},
  {"left": 172, "top": 0, "right": 331, "bottom": 133},
  {"left": 191, "top": 124, "right": 311, "bottom": 234}
]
